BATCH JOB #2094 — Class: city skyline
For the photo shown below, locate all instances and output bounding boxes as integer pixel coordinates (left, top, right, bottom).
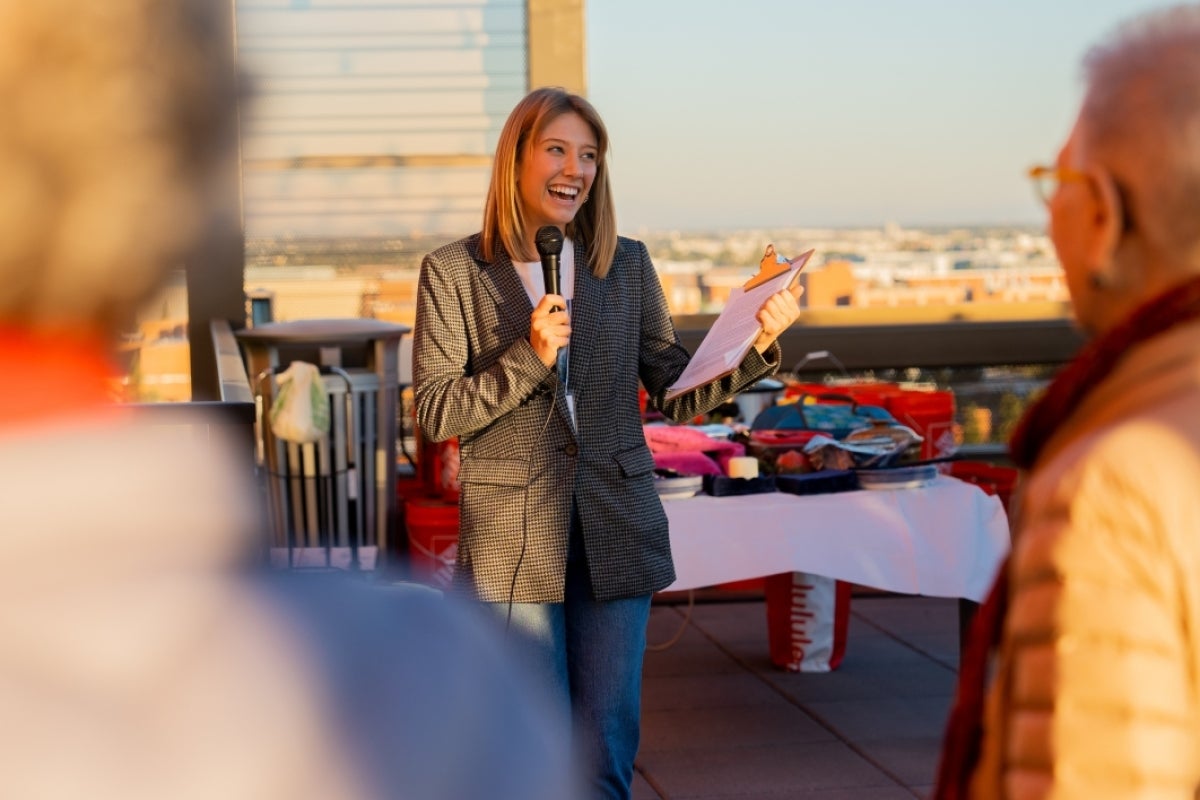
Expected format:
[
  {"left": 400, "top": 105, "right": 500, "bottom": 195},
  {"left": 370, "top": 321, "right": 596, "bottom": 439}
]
[
  {"left": 242, "top": 223, "right": 1070, "bottom": 320},
  {"left": 587, "top": 0, "right": 1170, "bottom": 232}
]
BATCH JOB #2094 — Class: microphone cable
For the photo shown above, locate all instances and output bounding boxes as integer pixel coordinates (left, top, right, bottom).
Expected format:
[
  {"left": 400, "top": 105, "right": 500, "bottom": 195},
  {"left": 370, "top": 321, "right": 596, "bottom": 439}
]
[
  {"left": 505, "top": 377, "right": 563, "bottom": 632},
  {"left": 505, "top": 237, "right": 567, "bottom": 631}
]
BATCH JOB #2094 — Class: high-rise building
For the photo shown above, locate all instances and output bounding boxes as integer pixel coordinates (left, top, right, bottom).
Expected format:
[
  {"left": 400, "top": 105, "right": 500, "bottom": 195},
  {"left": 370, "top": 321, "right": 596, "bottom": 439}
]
[{"left": 235, "top": 0, "right": 586, "bottom": 242}]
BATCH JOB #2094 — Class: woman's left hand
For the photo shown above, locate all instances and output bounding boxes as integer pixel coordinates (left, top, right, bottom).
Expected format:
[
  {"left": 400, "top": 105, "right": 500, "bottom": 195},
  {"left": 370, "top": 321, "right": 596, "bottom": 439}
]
[{"left": 753, "top": 284, "right": 804, "bottom": 354}]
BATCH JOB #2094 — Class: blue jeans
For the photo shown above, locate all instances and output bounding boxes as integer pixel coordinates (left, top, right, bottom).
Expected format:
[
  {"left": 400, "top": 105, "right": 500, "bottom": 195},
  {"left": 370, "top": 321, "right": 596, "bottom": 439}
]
[{"left": 497, "top": 541, "right": 652, "bottom": 800}]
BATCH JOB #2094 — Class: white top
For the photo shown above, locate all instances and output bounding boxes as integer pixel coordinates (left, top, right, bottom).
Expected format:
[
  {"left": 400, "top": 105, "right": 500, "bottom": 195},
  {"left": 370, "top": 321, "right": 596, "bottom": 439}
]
[{"left": 513, "top": 236, "right": 576, "bottom": 306}]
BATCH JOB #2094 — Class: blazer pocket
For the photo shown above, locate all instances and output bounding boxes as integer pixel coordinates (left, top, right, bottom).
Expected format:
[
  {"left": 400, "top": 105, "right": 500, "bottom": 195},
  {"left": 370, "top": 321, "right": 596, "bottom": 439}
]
[
  {"left": 457, "top": 457, "right": 530, "bottom": 487},
  {"left": 613, "top": 445, "right": 656, "bottom": 478}
]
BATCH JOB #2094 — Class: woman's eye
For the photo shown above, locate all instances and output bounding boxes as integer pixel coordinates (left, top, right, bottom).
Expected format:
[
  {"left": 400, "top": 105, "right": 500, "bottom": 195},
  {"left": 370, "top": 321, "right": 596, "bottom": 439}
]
[
  {"left": 548, "top": 145, "right": 564, "bottom": 154},
  {"left": 581, "top": 151, "right": 597, "bottom": 161}
]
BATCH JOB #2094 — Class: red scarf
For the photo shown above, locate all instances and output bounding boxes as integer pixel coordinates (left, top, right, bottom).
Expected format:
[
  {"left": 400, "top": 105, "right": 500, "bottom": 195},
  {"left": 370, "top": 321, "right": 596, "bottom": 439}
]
[
  {"left": 0, "top": 326, "right": 124, "bottom": 430},
  {"left": 934, "top": 273, "right": 1200, "bottom": 799}
]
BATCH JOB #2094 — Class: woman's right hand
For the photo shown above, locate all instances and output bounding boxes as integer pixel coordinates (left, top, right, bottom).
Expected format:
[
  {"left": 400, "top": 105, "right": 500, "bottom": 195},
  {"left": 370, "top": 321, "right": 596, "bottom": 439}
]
[{"left": 530, "top": 294, "right": 571, "bottom": 368}]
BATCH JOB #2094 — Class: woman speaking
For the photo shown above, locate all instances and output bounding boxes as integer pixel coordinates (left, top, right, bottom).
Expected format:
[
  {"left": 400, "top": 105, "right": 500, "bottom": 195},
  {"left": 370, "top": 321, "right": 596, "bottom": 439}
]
[{"left": 412, "top": 86, "right": 801, "bottom": 799}]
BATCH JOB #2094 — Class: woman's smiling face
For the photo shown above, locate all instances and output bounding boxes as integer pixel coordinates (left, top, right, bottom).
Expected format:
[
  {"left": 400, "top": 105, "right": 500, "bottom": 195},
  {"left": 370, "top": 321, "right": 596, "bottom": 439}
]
[{"left": 517, "top": 111, "right": 598, "bottom": 237}]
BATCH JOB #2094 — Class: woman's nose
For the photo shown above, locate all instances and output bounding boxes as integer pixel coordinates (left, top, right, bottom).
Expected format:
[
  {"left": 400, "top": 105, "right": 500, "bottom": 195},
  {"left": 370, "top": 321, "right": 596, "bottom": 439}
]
[{"left": 563, "top": 151, "right": 580, "bottom": 175}]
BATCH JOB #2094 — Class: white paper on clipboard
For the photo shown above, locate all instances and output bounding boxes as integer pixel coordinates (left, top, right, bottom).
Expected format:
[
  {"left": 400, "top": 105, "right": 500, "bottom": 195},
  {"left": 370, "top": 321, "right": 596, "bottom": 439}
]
[{"left": 664, "top": 248, "right": 814, "bottom": 401}]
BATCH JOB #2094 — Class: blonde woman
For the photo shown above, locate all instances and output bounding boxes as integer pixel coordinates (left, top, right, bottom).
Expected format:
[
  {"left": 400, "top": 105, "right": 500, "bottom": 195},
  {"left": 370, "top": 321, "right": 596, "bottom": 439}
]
[{"left": 413, "top": 87, "right": 802, "bottom": 799}]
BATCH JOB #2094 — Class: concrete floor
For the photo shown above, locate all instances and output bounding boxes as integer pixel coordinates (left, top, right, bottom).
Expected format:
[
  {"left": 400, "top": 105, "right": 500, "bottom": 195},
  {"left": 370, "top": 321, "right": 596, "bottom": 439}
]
[{"left": 634, "top": 593, "right": 962, "bottom": 799}]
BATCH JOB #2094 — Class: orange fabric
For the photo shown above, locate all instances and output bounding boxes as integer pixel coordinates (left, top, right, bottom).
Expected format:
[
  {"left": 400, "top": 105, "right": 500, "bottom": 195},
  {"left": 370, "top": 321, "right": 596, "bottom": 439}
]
[{"left": 0, "top": 326, "right": 124, "bottom": 429}]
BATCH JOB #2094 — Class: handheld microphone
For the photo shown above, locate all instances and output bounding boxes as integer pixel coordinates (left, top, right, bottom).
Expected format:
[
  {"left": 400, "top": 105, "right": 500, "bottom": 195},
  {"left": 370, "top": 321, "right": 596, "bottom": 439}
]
[
  {"left": 534, "top": 225, "right": 567, "bottom": 385},
  {"left": 535, "top": 225, "right": 564, "bottom": 310}
]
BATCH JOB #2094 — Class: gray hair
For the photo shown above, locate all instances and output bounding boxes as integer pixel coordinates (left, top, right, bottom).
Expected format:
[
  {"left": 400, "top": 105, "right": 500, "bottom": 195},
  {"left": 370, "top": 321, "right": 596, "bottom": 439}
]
[
  {"left": 0, "top": 0, "right": 238, "bottom": 333},
  {"left": 1078, "top": 5, "right": 1200, "bottom": 262}
]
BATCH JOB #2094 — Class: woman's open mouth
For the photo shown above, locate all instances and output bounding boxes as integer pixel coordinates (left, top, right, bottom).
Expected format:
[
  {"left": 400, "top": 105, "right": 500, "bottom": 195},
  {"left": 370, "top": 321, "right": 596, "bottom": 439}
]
[{"left": 548, "top": 184, "right": 580, "bottom": 202}]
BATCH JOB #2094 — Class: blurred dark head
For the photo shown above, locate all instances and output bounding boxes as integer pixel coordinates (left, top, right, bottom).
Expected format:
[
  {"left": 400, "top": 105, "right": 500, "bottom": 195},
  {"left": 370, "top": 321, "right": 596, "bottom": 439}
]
[{"left": 0, "top": 0, "right": 239, "bottom": 336}]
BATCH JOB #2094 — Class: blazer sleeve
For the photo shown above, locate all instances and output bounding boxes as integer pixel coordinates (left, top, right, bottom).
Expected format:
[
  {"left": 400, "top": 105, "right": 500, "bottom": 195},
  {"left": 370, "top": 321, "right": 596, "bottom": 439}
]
[
  {"left": 412, "top": 245, "right": 551, "bottom": 443},
  {"left": 632, "top": 240, "right": 781, "bottom": 423}
]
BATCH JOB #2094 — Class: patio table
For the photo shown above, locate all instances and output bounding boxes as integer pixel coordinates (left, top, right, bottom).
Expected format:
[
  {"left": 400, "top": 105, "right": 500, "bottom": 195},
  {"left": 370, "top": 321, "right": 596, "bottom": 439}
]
[{"left": 662, "top": 475, "right": 1009, "bottom": 603}]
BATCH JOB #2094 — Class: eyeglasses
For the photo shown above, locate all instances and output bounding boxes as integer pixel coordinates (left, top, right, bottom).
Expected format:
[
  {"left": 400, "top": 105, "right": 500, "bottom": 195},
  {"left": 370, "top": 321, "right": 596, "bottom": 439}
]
[{"left": 1027, "top": 164, "right": 1088, "bottom": 206}]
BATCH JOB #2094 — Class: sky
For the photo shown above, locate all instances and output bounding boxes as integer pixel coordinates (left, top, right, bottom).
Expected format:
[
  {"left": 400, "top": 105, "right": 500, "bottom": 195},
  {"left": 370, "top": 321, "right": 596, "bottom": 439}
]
[{"left": 586, "top": 0, "right": 1173, "bottom": 232}]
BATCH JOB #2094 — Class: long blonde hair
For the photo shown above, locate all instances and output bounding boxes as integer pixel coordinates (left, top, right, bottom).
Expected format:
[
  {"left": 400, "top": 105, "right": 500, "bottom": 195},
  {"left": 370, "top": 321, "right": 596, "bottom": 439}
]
[{"left": 480, "top": 87, "right": 618, "bottom": 278}]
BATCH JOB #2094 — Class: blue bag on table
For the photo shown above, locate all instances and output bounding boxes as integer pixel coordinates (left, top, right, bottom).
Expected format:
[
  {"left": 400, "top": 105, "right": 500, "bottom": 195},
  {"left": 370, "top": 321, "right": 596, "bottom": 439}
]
[{"left": 750, "top": 393, "right": 895, "bottom": 438}]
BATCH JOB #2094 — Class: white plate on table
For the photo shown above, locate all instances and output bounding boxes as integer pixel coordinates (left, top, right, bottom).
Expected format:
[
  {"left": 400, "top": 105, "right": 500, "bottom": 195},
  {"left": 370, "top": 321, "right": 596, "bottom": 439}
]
[
  {"left": 655, "top": 474, "right": 703, "bottom": 500},
  {"left": 856, "top": 464, "right": 938, "bottom": 490}
]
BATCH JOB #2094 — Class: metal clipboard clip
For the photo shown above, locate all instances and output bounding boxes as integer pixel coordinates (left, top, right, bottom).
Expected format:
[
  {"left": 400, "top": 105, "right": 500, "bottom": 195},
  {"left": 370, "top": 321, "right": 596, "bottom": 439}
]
[{"left": 743, "top": 244, "right": 814, "bottom": 290}]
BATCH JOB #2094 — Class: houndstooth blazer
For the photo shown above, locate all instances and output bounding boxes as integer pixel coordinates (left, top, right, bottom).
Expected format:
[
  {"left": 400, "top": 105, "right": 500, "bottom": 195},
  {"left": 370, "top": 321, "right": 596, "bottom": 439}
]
[{"left": 412, "top": 233, "right": 781, "bottom": 603}]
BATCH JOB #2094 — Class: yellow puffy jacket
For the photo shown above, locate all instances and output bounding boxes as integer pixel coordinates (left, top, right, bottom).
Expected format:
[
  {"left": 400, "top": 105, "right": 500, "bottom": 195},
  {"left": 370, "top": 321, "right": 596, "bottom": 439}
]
[{"left": 971, "top": 318, "right": 1200, "bottom": 798}]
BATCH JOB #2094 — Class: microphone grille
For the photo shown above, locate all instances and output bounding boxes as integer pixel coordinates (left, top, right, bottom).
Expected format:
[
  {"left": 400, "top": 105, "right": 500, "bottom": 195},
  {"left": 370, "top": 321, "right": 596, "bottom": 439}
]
[{"left": 535, "top": 225, "right": 564, "bottom": 257}]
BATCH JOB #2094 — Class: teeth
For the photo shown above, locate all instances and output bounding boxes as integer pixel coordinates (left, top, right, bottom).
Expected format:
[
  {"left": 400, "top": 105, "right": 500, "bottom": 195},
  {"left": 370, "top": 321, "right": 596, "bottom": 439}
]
[{"left": 550, "top": 185, "right": 579, "bottom": 197}]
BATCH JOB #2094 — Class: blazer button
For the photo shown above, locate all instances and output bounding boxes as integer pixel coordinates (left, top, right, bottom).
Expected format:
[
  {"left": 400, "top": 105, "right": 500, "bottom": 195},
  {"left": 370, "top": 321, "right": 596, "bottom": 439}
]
[{"left": 564, "top": 443, "right": 578, "bottom": 457}]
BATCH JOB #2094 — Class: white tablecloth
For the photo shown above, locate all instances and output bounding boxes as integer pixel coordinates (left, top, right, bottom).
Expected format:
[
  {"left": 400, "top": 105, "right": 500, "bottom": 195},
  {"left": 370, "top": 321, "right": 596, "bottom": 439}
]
[{"left": 662, "top": 475, "right": 1010, "bottom": 602}]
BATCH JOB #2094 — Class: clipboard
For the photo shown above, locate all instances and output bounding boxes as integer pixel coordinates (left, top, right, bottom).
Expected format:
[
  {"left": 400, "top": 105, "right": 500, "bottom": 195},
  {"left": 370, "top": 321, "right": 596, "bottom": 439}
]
[{"left": 664, "top": 246, "right": 814, "bottom": 401}]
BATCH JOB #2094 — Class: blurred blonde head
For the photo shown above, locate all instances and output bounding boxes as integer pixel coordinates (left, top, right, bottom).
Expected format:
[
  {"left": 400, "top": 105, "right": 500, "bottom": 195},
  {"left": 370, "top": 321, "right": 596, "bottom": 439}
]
[{"left": 0, "top": 0, "right": 237, "bottom": 336}]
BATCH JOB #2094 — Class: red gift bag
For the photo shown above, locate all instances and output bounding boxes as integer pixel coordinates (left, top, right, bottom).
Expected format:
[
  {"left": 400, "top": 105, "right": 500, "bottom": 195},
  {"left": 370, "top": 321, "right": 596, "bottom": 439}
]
[
  {"left": 765, "top": 571, "right": 852, "bottom": 672},
  {"left": 405, "top": 497, "right": 459, "bottom": 589}
]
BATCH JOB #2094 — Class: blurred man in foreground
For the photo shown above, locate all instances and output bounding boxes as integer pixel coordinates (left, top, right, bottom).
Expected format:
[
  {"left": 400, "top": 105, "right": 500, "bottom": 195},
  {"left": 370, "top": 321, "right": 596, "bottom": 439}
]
[
  {"left": 937, "top": 4, "right": 1200, "bottom": 798},
  {"left": 0, "top": 2, "right": 574, "bottom": 798}
]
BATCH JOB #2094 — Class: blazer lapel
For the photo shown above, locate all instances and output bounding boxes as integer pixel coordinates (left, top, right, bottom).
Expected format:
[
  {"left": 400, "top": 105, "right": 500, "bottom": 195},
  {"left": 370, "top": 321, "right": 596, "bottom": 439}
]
[
  {"left": 566, "top": 236, "right": 605, "bottom": 407},
  {"left": 470, "top": 238, "right": 533, "bottom": 338}
]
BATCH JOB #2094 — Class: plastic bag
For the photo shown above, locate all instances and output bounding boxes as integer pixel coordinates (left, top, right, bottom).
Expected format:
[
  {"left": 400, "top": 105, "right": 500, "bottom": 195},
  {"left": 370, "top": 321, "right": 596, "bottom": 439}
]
[{"left": 269, "top": 361, "right": 330, "bottom": 443}]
